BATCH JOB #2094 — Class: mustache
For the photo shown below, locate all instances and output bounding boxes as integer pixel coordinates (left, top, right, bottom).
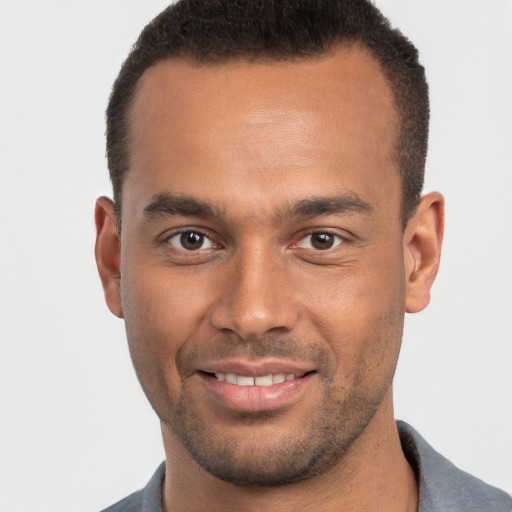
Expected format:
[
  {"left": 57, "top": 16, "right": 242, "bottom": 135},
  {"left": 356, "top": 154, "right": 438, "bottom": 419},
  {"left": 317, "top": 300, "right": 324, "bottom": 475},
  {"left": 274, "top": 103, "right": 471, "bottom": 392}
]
[{"left": 176, "top": 332, "right": 336, "bottom": 375}]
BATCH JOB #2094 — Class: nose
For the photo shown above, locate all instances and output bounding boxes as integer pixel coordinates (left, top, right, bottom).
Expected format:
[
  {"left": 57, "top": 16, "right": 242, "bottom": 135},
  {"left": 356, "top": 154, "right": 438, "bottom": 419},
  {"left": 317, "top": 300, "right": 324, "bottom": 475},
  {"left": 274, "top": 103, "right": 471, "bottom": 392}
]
[{"left": 209, "top": 244, "right": 299, "bottom": 340}]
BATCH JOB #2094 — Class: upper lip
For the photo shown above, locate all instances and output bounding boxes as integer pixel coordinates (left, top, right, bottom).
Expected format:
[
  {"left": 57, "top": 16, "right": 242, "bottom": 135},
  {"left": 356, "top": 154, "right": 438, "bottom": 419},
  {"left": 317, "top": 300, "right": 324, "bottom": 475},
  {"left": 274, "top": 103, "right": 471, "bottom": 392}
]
[{"left": 197, "top": 358, "right": 316, "bottom": 378}]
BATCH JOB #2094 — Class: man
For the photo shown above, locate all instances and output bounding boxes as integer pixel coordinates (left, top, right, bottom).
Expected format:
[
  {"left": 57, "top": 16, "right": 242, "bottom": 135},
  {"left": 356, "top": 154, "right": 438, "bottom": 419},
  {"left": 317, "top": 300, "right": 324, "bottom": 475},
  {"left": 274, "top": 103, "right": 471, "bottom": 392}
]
[{"left": 94, "top": 0, "right": 512, "bottom": 510}]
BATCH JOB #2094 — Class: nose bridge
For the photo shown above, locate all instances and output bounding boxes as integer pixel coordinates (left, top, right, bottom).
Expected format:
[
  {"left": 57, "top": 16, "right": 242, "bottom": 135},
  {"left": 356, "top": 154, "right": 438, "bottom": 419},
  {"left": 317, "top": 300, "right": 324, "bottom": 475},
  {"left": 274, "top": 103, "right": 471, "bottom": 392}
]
[{"left": 209, "top": 240, "right": 298, "bottom": 339}]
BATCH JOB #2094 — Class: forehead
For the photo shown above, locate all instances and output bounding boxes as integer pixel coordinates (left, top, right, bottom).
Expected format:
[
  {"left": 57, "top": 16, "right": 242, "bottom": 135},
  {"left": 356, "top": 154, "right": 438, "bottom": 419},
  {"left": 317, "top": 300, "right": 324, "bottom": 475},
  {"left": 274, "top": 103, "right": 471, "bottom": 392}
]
[{"left": 124, "top": 45, "right": 400, "bottom": 219}]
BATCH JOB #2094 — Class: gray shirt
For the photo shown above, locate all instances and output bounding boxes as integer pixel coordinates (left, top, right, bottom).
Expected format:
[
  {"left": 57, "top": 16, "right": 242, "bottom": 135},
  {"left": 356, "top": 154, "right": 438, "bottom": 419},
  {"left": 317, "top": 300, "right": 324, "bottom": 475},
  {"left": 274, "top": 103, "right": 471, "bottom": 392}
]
[{"left": 101, "top": 421, "right": 512, "bottom": 511}]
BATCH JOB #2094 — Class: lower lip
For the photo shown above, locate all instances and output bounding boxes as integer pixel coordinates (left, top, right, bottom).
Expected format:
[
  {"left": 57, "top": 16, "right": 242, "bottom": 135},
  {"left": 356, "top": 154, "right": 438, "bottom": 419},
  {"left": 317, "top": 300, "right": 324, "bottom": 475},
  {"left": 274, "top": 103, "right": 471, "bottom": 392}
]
[{"left": 199, "top": 373, "right": 315, "bottom": 412}]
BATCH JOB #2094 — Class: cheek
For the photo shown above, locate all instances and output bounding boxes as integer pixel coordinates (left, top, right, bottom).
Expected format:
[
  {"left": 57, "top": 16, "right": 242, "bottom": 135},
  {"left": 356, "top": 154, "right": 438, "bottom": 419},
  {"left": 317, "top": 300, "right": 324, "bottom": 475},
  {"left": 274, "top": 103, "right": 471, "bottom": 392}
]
[
  {"left": 293, "top": 245, "right": 406, "bottom": 380},
  {"left": 354, "top": 261, "right": 406, "bottom": 386},
  {"left": 296, "top": 246, "right": 405, "bottom": 322},
  {"left": 119, "top": 265, "right": 210, "bottom": 401},
  {"left": 121, "top": 262, "right": 208, "bottom": 338}
]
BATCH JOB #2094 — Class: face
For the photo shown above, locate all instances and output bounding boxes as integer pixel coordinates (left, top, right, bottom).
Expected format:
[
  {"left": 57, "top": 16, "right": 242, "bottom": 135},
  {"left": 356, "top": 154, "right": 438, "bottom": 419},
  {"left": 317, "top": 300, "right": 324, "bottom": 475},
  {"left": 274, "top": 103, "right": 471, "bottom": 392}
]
[{"left": 101, "top": 47, "right": 417, "bottom": 485}]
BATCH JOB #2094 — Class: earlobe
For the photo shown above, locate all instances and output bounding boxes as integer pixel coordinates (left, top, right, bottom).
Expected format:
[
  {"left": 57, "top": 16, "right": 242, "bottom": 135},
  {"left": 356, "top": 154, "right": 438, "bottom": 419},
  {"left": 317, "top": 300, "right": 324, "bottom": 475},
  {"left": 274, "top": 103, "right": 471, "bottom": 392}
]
[
  {"left": 94, "top": 197, "right": 124, "bottom": 318},
  {"left": 404, "top": 192, "right": 445, "bottom": 314}
]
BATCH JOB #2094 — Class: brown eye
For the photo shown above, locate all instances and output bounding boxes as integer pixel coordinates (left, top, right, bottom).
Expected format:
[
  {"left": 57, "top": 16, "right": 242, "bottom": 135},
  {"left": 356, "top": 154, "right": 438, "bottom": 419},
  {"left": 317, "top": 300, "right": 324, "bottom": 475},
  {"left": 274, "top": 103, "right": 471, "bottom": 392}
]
[
  {"left": 311, "top": 233, "right": 335, "bottom": 249},
  {"left": 297, "top": 232, "right": 343, "bottom": 250},
  {"left": 168, "top": 231, "right": 214, "bottom": 251},
  {"left": 181, "top": 232, "right": 204, "bottom": 250}
]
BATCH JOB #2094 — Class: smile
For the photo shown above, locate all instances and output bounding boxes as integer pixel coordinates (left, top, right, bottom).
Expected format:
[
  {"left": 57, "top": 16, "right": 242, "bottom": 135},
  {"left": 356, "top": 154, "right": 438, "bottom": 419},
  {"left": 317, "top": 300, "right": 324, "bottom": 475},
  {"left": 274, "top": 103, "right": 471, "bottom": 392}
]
[{"left": 198, "top": 365, "right": 316, "bottom": 412}]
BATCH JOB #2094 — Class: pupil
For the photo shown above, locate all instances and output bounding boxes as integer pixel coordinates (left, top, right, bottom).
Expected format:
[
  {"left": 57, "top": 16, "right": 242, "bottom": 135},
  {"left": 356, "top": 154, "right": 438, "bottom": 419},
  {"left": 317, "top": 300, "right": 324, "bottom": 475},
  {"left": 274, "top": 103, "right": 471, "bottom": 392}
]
[
  {"left": 181, "top": 232, "right": 203, "bottom": 250},
  {"left": 312, "top": 233, "right": 334, "bottom": 249}
]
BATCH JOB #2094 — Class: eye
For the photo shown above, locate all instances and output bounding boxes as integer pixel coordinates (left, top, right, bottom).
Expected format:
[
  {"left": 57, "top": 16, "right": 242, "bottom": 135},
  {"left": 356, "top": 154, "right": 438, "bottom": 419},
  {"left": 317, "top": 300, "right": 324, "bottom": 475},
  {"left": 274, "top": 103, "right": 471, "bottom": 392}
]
[
  {"left": 167, "top": 230, "right": 215, "bottom": 251},
  {"left": 297, "top": 232, "right": 343, "bottom": 250}
]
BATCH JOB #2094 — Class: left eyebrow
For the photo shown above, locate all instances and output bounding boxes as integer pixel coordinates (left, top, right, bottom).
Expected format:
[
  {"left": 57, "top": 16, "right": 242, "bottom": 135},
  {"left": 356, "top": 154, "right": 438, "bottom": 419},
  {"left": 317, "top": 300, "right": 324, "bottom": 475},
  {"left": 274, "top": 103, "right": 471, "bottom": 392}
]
[{"left": 282, "top": 194, "right": 374, "bottom": 221}]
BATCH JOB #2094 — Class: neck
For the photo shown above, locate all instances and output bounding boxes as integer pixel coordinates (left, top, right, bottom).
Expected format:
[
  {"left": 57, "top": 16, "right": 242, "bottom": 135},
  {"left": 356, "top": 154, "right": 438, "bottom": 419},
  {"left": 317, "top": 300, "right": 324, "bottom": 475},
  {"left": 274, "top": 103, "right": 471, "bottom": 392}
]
[{"left": 161, "top": 392, "right": 418, "bottom": 512}]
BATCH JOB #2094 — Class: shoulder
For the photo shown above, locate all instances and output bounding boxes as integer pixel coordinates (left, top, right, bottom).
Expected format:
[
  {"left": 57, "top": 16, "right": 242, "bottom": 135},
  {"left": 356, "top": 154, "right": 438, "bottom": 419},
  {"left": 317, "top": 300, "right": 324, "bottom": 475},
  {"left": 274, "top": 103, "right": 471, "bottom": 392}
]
[
  {"left": 397, "top": 421, "right": 512, "bottom": 512},
  {"left": 99, "top": 462, "right": 165, "bottom": 512},
  {"left": 100, "top": 490, "right": 143, "bottom": 512}
]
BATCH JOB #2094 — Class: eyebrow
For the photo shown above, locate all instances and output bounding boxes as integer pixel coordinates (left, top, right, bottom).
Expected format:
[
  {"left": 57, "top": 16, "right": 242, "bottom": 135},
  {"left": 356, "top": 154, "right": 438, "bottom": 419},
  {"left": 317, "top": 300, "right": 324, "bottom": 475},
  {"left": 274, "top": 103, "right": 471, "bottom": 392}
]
[
  {"left": 143, "top": 193, "right": 225, "bottom": 221},
  {"left": 142, "top": 192, "right": 373, "bottom": 223},
  {"left": 284, "top": 194, "right": 373, "bottom": 221}
]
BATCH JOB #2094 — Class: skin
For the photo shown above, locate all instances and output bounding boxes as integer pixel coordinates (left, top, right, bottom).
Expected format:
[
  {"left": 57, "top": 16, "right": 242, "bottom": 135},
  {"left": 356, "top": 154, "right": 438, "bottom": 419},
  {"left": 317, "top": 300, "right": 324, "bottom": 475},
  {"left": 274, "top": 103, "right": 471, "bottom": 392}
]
[{"left": 95, "top": 45, "right": 444, "bottom": 511}]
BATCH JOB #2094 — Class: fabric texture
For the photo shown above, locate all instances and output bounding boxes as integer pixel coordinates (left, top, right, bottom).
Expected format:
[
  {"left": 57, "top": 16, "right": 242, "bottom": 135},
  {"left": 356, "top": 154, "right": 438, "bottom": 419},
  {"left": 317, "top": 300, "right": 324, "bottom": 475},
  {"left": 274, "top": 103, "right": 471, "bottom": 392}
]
[{"left": 101, "top": 421, "right": 512, "bottom": 511}]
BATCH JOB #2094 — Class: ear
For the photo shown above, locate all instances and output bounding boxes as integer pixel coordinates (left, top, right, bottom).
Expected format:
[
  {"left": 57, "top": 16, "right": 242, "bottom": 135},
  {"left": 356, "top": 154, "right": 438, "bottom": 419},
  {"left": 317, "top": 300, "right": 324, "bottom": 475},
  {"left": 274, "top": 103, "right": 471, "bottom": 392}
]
[
  {"left": 95, "top": 197, "right": 123, "bottom": 318},
  {"left": 403, "top": 192, "right": 445, "bottom": 313}
]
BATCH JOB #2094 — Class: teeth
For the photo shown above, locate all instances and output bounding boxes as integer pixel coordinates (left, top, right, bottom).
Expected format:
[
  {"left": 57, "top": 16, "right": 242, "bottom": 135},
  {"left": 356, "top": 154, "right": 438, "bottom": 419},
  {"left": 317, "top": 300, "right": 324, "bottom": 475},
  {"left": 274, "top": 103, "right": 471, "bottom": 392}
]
[
  {"left": 214, "top": 372, "right": 296, "bottom": 386},
  {"left": 255, "top": 375, "right": 273, "bottom": 386},
  {"left": 237, "top": 376, "right": 255, "bottom": 386},
  {"left": 225, "top": 373, "right": 237, "bottom": 384},
  {"left": 273, "top": 373, "right": 286, "bottom": 384}
]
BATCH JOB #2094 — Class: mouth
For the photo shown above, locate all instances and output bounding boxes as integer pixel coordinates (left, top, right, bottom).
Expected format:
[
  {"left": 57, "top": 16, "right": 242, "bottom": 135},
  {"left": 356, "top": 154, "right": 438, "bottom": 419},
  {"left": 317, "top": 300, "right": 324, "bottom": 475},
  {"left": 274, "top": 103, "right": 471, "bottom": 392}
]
[{"left": 197, "top": 364, "right": 317, "bottom": 412}]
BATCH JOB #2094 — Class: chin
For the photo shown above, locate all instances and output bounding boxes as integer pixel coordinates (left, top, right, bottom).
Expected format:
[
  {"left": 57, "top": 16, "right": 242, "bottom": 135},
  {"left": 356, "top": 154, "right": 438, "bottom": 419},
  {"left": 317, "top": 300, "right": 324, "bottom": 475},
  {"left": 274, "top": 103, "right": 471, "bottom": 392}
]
[{"left": 162, "top": 383, "right": 386, "bottom": 487}]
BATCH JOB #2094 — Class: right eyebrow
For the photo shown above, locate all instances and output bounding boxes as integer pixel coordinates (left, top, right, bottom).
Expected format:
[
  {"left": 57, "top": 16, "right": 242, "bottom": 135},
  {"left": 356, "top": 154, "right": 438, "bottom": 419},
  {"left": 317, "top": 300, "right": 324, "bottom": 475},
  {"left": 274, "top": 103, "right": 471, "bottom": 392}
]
[{"left": 142, "top": 193, "right": 225, "bottom": 221}]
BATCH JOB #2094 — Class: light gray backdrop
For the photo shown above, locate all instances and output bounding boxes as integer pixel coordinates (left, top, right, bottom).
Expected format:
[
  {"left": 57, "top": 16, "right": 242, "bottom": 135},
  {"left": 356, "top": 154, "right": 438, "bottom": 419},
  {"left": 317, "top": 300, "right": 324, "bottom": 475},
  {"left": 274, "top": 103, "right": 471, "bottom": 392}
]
[{"left": 0, "top": 1, "right": 511, "bottom": 511}]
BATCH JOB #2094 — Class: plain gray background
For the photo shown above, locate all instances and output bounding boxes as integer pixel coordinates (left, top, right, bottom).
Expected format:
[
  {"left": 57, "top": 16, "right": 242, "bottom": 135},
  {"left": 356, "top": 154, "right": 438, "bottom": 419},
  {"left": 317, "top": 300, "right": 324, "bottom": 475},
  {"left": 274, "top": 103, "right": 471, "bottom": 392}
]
[{"left": 0, "top": 1, "right": 511, "bottom": 510}]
